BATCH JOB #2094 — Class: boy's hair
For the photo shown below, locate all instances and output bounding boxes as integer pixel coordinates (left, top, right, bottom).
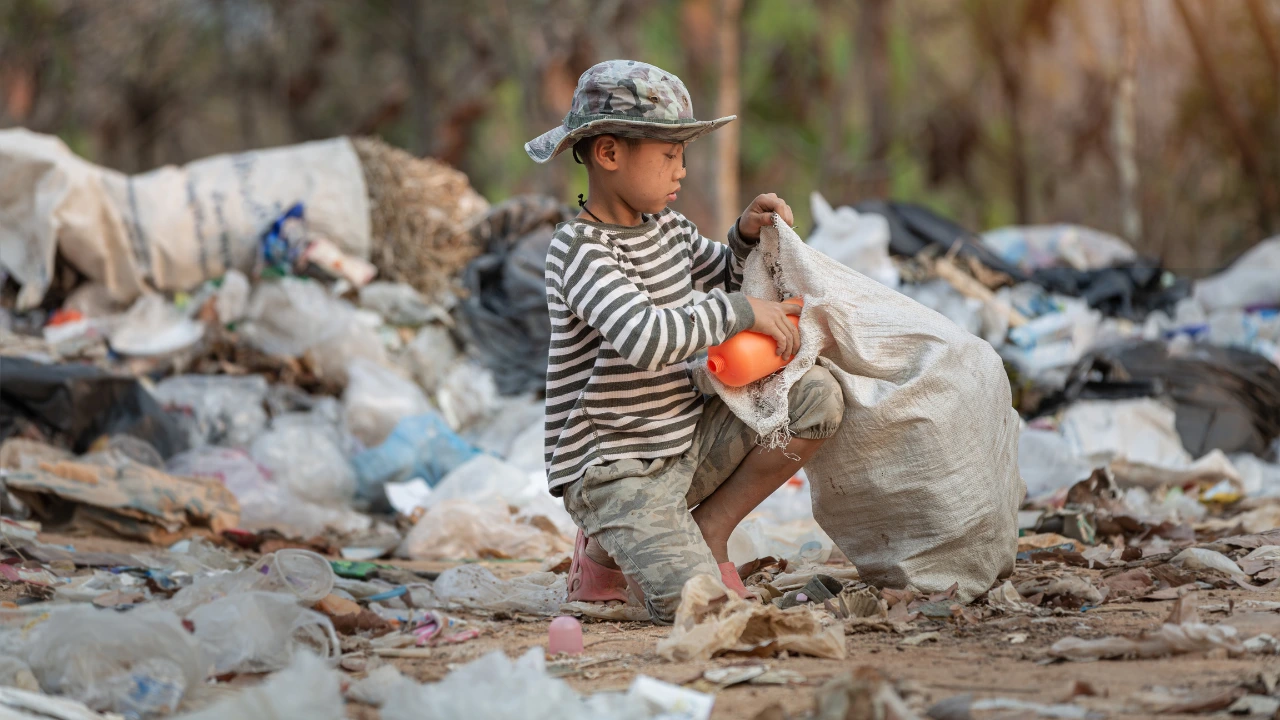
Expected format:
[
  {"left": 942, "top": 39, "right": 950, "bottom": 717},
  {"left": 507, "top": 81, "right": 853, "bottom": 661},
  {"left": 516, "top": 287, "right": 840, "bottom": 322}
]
[{"left": 572, "top": 134, "right": 641, "bottom": 167}]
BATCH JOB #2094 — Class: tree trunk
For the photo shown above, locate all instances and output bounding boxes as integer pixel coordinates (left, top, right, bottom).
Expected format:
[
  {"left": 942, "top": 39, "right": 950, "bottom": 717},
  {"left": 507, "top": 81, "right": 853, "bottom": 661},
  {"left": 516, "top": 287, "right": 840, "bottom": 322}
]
[
  {"left": 715, "top": 0, "right": 743, "bottom": 235},
  {"left": 1113, "top": 0, "right": 1142, "bottom": 244},
  {"left": 402, "top": 0, "right": 432, "bottom": 156},
  {"left": 858, "top": 0, "right": 893, "bottom": 200},
  {"left": 1174, "top": 0, "right": 1278, "bottom": 230}
]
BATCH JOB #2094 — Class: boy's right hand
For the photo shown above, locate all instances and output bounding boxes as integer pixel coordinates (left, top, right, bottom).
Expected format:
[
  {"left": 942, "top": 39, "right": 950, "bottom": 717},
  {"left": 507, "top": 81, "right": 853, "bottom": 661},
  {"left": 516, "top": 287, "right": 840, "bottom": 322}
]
[{"left": 745, "top": 297, "right": 802, "bottom": 357}]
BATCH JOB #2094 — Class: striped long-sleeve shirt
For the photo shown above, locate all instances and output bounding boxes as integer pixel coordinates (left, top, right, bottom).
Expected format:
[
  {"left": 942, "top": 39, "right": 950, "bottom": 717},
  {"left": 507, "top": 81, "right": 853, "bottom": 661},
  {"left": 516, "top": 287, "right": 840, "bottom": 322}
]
[{"left": 543, "top": 209, "right": 757, "bottom": 494}]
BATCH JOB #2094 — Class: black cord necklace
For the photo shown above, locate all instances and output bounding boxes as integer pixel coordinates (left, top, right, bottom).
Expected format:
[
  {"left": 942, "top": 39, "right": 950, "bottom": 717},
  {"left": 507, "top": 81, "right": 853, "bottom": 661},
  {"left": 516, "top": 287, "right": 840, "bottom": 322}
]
[{"left": 577, "top": 194, "right": 604, "bottom": 224}]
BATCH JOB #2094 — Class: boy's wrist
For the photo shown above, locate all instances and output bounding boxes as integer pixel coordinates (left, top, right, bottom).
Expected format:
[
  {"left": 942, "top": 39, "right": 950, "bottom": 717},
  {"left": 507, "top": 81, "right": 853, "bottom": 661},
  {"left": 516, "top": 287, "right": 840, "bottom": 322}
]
[
  {"left": 726, "top": 292, "right": 756, "bottom": 336},
  {"left": 727, "top": 219, "right": 757, "bottom": 258}
]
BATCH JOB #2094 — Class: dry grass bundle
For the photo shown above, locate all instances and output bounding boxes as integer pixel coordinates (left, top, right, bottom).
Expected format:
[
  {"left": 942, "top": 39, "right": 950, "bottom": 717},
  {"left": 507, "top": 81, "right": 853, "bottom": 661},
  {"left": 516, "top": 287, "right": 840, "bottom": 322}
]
[{"left": 353, "top": 137, "right": 490, "bottom": 299}]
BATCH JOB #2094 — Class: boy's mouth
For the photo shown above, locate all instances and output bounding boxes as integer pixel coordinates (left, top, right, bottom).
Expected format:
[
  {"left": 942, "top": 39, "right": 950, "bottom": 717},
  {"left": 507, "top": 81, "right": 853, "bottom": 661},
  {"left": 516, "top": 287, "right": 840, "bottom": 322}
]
[{"left": 667, "top": 187, "right": 679, "bottom": 202}]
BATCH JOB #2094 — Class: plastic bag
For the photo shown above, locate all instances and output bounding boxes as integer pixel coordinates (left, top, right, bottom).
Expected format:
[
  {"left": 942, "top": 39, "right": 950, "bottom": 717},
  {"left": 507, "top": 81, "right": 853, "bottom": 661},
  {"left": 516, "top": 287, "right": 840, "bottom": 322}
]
[
  {"left": 426, "top": 455, "right": 543, "bottom": 510},
  {"left": 807, "top": 191, "right": 898, "bottom": 289},
  {"left": 359, "top": 282, "right": 444, "bottom": 327},
  {"left": 153, "top": 374, "right": 268, "bottom": 449},
  {"left": 426, "top": 564, "right": 566, "bottom": 616},
  {"left": 436, "top": 362, "right": 499, "bottom": 431},
  {"left": 174, "top": 651, "right": 345, "bottom": 720},
  {"left": 351, "top": 411, "right": 482, "bottom": 500},
  {"left": 404, "top": 324, "right": 461, "bottom": 393},
  {"left": 166, "top": 549, "right": 335, "bottom": 617},
  {"left": 214, "top": 269, "right": 251, "bottom": 324},
  {"left": 250, "top": 420, "right": 355, "bottom": 507},
  {"left": 726, "top": 517, "right": 834, "bottom": 566},
  {"left": 342, "top": 358, "right": 432, "bottom": 446},
  {"left": 0, "top": 657, "right": 37, "bottom": 691},
  {"left": 1195, "top": 237, "right": 1280, "bottom": 312},
  {"left": 167, "top": 446, "right": 367, "bottom": 537},
  {"left": 397, "top": 497, "right": 570, "bottom": 561},
  {"left": 1232, "top": 453, "right": 1280, "bottom": 498},
  {"left": 108, "top": 294, "right": 205, "bottom": 356},
  {"left": 188, "top": 592, "right": 339, "bottom": 675},
  {"left": 382, "top": 647, "right": 655, "bottom": 720},
  {"left": 1060, "top": 398, "right": 1192, "bottom": 468},
  {"left": 22, "top": 605, "right": 204, "bottom": 717},
  {"left": 1018, "top": 427, "right": 1094, "bottom": 500},
  {"left": 981, "top": 224, "right": 1137, "bottom": 273},
  {"left": 463, "top": 395, "right": 546, "bottom": 458},
  {"left": 238, "top": 278, "right": 386, "bottom": 381},
  {"left": 897, "top": 280, "right": 984, "bottom": 338}
]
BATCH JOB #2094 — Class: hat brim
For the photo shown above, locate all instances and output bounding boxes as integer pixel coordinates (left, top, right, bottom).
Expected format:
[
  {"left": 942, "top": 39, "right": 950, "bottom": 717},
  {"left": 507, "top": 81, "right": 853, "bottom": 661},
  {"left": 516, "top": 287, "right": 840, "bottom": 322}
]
[{"left": 524, "top": 115, "right": 736, "bottom": 164}]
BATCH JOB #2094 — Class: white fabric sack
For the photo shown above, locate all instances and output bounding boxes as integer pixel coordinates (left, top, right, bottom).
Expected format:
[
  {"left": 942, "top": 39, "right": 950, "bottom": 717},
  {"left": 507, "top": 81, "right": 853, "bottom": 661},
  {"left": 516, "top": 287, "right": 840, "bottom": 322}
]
[
  {"left": 706, "top": 216, "right": 1023, "bottom": 601},
  {"left": 0, "top": 128, "right": 370, "bottom": 309}
]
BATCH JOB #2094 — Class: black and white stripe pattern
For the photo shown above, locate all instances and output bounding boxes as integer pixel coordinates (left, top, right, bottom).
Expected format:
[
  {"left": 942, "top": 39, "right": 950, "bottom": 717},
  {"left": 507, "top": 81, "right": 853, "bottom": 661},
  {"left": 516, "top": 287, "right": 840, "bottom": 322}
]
[{"left": 544, "top": 209, "right": 756, "bottom": 493}]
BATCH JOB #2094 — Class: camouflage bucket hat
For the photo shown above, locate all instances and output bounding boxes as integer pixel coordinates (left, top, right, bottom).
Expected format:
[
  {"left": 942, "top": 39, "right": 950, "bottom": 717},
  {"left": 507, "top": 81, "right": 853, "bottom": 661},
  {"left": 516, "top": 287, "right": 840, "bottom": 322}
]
[{"left": 525, "top": 59, "right": 735, "bottom": 164}]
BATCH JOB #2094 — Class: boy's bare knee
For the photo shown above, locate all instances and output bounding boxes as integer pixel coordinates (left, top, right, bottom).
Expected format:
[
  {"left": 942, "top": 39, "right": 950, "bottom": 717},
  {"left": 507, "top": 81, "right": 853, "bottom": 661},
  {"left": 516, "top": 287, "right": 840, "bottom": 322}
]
[{"left": 788, "top": 365, "right": 844, "bottom": 440}]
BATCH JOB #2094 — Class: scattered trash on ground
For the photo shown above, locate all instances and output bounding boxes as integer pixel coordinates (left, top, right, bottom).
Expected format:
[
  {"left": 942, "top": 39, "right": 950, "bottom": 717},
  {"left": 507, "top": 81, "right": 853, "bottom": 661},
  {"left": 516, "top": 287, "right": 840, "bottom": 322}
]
[{"left": 0, "top": 129, "right": 1278, "bottom": 719}]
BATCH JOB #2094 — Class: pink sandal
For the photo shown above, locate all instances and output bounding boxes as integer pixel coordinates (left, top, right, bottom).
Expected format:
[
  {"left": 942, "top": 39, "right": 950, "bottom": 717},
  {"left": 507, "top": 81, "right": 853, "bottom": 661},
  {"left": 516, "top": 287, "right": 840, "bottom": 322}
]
[
  {"left": 566, "top": 530, "right": 630, "bottom": 603},
  {"left": 719, "top": 561, "right": 751, "bottom": 599}
]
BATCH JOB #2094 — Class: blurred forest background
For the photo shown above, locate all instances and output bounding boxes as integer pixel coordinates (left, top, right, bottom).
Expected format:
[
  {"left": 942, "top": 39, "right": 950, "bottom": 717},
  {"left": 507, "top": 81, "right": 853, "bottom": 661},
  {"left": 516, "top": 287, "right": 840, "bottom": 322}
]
[{"left": 3, "top": 0, "right": 1279, "bottom": 275}]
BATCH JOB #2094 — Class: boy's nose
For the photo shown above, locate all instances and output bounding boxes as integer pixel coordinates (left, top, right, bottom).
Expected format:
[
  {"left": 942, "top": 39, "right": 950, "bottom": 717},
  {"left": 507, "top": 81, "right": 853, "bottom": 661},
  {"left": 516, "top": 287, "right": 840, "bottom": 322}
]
[{"left": 674, "top": 162, "right": 687, "bottom": 181}]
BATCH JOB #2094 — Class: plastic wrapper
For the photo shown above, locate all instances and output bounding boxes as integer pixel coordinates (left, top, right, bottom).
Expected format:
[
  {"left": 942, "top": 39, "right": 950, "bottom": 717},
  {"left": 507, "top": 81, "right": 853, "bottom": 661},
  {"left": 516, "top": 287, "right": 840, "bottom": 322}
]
[
  {"left": 436, "top": 362, "right": 499, "bottom": 431},
  {"left": 22, "top": 605, "right": 204, "bottom": 717},
  {"left": 188, "top": 592, "right": 339, "bottom": 675},
  {"left": 397, "top": 496, "right": 570, "bottom": 561},
  {"left": 425, "top": 564, "right": 567, "bottom": 616},
  {"left": 250, "top": 420, "right": 355, "bottom": 507},
  {"left": 342, "top": 358, "right": 431, "bottom": 447},
  {"left": 352, "top": 411, "right": 481, "bottom": 500},
  {"left": 1170, "top": 548, "right": 1245, "bottom": 576},
  {"left": 166, "top": 549, "right": 335, "bottom": 617},
  {"left": 175, "top": 651, "right": 345, "bottom": 720},
  {"left": 153, "top": 374, "right": 269, "bottom": 449}
]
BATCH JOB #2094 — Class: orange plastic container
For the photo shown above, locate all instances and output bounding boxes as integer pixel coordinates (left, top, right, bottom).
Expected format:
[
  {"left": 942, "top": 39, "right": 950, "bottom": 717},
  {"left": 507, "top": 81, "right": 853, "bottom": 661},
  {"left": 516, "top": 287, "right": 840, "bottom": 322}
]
[{"left": 706, "top": 297, "right": 803, "bottom": 387}]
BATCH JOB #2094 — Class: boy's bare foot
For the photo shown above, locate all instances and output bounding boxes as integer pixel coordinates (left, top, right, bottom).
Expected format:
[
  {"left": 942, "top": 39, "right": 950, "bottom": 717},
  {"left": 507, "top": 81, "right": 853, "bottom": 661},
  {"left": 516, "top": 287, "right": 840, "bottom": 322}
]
[{"left": 692, "top": 435, "right": 828, "bottom": 564}]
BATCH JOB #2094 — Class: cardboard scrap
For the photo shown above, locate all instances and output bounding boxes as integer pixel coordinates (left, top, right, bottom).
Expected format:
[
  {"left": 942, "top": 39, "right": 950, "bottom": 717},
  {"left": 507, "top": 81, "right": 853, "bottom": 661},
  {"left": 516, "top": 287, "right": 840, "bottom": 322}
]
[
  {"left": 4, "top": 458, "right": 239, "bottom": 544},
  {"left": 657, "top": 574, "right": 846, "bottom": 662},
  {"left": 986, "top": 580, "right": 1037, "bottom": 614}
]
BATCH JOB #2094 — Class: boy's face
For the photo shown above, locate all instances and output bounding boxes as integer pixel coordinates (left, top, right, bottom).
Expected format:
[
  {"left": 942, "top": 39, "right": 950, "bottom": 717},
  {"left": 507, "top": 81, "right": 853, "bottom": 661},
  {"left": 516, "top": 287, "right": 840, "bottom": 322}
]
[{"left": 592, "top": 137, "right": 687, "bottom": 215}]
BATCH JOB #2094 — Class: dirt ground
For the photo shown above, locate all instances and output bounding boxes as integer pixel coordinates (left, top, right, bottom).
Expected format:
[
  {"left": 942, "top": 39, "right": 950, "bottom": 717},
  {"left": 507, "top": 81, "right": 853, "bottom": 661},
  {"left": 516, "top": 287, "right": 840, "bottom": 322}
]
[
  {"left": 361, "top": 564, "right": 1279, "bottom": 720},
  {"left": 32, "top": 533, "right": 1280, "bottom": 719}
]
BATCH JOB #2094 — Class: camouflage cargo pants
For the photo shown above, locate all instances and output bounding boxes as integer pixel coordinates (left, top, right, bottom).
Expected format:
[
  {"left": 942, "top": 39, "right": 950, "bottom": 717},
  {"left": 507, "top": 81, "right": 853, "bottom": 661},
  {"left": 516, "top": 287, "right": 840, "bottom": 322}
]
[{"left": 561, "top": 365, "right": 844, "bottom": 624}]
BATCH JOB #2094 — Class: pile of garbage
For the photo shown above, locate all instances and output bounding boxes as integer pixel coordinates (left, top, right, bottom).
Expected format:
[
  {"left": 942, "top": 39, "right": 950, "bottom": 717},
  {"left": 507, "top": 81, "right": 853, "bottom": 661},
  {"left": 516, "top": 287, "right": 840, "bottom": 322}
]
[
  {"left": 807, "top": 192, "right": 1280, "bottom": 507},
  {"left": 1, "top": 132, "right": 1279, "bottom": 719}
]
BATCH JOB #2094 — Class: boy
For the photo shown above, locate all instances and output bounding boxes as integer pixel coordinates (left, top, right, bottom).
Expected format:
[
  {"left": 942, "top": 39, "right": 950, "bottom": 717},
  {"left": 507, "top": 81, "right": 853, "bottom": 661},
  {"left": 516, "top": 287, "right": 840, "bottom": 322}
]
[{"left": 526, "top": 60, "right": 844, "bottom": 624}]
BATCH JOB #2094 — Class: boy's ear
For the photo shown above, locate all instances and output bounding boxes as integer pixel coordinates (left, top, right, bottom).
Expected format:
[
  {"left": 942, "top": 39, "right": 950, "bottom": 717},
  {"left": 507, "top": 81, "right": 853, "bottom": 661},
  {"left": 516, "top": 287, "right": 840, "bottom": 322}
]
[{"left": 593, "top": 135, "right": 621, "bottom": 170}]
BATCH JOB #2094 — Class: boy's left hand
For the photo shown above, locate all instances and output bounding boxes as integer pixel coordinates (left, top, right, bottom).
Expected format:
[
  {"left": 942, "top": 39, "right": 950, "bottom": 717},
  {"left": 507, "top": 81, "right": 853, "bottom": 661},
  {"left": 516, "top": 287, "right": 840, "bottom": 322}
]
[{"left": 737, "top": 193, "right": 794, "bottom": 240}]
